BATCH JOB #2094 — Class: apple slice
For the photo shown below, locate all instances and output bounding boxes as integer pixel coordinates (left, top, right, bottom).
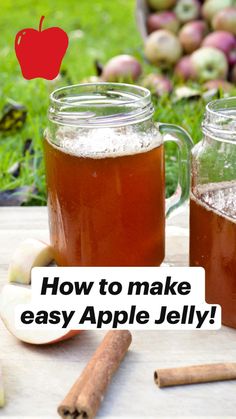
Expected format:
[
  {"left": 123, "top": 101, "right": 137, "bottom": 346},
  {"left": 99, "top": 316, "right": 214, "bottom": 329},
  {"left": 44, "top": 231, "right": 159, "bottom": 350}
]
[
  {"left": 0, "top": 365, "right": 4, "bottom": 407},
  {"left": 8, "top": 239, "right": 54, "bottom": 284},
  {"left": 0, "top": 284, "right": 79, "bottom": 345}
]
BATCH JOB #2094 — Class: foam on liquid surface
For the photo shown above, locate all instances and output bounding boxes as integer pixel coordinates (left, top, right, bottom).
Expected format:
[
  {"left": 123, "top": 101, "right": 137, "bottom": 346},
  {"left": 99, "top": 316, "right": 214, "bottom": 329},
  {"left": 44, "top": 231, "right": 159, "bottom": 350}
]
[
  {"left": 46, "top": 126, "right": 162, "bottom": 159},
  {"left": 191, "top": 181, "right": 236, "bottom": 222}
]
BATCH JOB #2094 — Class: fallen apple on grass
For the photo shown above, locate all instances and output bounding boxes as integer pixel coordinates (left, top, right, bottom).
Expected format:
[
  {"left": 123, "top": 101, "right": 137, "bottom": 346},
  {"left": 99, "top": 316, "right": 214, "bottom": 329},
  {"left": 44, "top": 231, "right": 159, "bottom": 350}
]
[
  {"left": 0, "top": 284, "right": 79, "bottom": 345},
  {"left": 191, "top": 47, "right": 228, "bottom": 81},
  {"left": 101, "top": 55, "right": 142, "bottom": 82},
  {"left": 202, "top": 0, "right": 235, "bottom": 22},
  {"left": 213, "top": 7, "right": 236, "bottom": 36},
  {"left": 147, "top": 11, "right": 180, "bottom": 34},
  {"left": 202, "top": 31, "right": 236, "bottom": 66},
  {"left": 174, "top": 55, "right": 196, "bottom": 80},
  {"left": 142, "top": 73, "right": 173, "bottom": 95},
  {"left": 145, "top": 29, "right": 182, "bottom": 68},
  {"left": 203, "top": 79, "right": 234, "bottom": 93},
  {"left": 174, "top": 0, "right": 200, "bottom": 23},
  {"left": 179, "top": 20, "right": 208, "bottom": 54}
]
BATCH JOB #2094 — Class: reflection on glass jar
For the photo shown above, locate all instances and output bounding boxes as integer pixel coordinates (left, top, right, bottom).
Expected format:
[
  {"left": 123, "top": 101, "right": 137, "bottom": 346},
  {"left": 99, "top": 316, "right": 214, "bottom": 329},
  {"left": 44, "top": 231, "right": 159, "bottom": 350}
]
[{"left": 190, "top": 97, "right": 236, "bottom": 328}]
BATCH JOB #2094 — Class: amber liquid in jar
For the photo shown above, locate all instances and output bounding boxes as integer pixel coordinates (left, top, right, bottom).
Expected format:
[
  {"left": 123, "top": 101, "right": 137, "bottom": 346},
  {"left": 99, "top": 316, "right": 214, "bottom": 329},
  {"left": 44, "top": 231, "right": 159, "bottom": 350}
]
[
  {"left": 190, "top": 181, "right": 236, "bottom": 328},
  {"left": 44, "top": 132, "right": 165, "bottom": 267}
]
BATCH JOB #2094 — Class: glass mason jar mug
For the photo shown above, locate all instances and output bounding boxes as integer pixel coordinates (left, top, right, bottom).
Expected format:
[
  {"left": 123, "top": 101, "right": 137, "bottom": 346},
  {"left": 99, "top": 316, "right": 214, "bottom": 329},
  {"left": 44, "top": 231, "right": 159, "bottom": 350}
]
[
  {"left": 44, "top": 83, "right": 193, "bottom": 267},
  {"left": 190, "top": 97, "right": 236, "bottom": 328}
]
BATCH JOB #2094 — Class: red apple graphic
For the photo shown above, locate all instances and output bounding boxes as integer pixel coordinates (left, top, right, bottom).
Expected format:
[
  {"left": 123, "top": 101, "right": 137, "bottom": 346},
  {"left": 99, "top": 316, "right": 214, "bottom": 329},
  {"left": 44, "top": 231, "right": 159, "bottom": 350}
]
[{"left": 15, "top": 16, "right": 69, "bottom": 80}]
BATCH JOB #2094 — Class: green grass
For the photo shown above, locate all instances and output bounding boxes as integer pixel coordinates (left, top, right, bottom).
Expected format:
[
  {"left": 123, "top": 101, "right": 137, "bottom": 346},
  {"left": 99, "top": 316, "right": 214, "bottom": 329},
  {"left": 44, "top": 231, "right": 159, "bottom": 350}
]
[{"left": 0, "top": 0, "right": 233, "bottom": 204}]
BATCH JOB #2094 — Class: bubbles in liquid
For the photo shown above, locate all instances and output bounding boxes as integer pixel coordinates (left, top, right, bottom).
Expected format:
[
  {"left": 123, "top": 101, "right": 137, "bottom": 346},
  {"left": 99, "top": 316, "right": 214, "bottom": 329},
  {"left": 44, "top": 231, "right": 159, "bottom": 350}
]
[
  {"left": 192, "top": 181, "right": 236, "bottom": 221},
  {"left": 46, "top": 125, "right": 162, "bottom": 159}
]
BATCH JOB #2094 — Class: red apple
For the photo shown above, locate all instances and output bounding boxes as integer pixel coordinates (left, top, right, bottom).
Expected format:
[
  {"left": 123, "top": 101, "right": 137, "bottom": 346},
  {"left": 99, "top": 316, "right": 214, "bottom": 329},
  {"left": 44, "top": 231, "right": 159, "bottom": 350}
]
[
  {"left": 15, "top": 16, "right": 69, "bottom": 80},
  {"left": 202, "top": 31, "right": 236, "bottom": 66},
  {"left": 145, "top": 30, "right": 182, "bottom": 68},
  {"left": 179, "top": 20, "right": 208, "bottom": 53},
  {"left": 142, "top": 73, "right": 173, "bottom": 95},
  {"left": 101, "top": 55, "right": 142, "bottom": 82},
  {"left": 147, "top": 11, "right": 180, "bottom": 34},
  {"left": 213, "top": 7, "right": 236, "bottom": 36},
  {"left": 174, "top": 0, "right": 201, "bottom": 23},
  {"left": 148, "top": 0, "right": 176, "bottom": 11},
  {"left": 174, "top": 55, "right": 196, "bottom": 80},
  {"left": 203, "top": 79, "right": 234, "bottom": 93}
]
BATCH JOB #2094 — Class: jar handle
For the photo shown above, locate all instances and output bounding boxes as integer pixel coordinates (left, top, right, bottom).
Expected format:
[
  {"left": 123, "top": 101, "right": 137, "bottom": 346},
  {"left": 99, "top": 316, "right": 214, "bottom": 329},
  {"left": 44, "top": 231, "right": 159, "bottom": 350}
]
[{"left": 158, "top": 123, "right": 193, "bottom": 217}]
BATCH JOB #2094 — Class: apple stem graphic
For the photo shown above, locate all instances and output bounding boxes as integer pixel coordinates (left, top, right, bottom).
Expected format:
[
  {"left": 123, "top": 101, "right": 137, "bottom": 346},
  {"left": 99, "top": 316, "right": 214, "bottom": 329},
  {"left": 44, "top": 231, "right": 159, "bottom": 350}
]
[{"left": 39, "top": 16, "right": 45, "bottom": 32}]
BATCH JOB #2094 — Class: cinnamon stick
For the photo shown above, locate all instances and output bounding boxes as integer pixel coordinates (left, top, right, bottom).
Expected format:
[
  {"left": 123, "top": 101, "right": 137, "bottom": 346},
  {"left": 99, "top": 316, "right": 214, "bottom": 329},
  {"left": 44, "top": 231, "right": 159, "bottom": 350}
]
[
  {"left": 58, "top": 330, "right": 132, "bottom": 419},
  {"left": 0, "top": 365, "right": 5, "bottom": 407},
  {"left": 155, "top": 362, "right": 236, "bottom": 388}
]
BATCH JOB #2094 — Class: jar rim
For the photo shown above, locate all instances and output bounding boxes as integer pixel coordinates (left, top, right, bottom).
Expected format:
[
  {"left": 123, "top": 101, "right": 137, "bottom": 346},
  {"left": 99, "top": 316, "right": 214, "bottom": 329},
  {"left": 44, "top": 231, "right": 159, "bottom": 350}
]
[
  {"left": 49, "top": 82, "right": 154, "bottom": 127},
  {"left": 206, "top": 97, "right": 236, "bottom": 119},
  {"left": 203, "top": 97, "right": 236, "bottom": 143}
]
